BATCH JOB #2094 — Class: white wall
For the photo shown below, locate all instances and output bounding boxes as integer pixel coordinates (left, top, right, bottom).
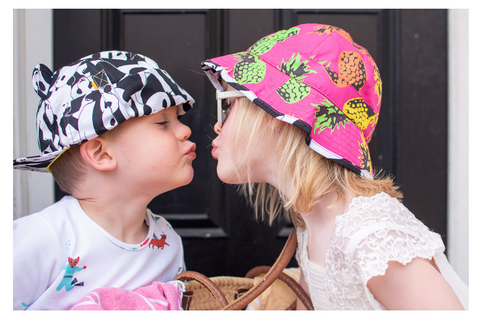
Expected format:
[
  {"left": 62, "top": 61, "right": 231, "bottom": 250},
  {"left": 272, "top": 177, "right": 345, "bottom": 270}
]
[
  {"left": 13, "top": 9, "right": 55, "bottom": 220},
  {"left": 447, "top": 9, "right": 469, "bottom": 285},
  {"left": 12, "top": 9, "right": 469, "bottom": 284}
]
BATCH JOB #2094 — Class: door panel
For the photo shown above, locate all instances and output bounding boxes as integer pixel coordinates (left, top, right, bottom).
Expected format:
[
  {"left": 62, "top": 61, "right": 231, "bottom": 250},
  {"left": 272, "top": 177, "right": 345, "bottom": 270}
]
[{"left": 399, "top": 9, "right": 448, "bottom": 237}]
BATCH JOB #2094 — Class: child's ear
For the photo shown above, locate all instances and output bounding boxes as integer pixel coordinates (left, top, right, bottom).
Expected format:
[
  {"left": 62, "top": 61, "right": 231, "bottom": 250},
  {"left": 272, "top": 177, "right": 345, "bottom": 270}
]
[{"left": 79, "top": 137, "right": 117, "bottom": 171}]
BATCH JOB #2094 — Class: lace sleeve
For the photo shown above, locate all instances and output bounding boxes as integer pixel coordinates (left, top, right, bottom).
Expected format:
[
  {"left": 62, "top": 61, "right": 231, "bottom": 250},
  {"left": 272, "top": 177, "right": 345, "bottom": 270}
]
[
  {"left": 352, "top": 224, "right": 445, "bottom": 282},
  {"left": 325, "top": 193, "right": 445, "bottom": 309}
]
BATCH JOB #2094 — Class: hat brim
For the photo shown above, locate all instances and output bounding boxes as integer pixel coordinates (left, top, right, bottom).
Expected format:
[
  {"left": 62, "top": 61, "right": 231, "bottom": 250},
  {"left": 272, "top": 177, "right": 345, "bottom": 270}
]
[
  {"left": 13, "top": 149, "right": 64, "bottom": 173},
  {"left": 202, "top": 57, "right": 373, "bottom": 179}
]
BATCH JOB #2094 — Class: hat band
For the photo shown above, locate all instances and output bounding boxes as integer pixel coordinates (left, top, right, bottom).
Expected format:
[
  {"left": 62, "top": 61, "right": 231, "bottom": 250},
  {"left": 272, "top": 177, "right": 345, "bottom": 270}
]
[{"left": 45, "top": 147, "right": 71, "bottom": 173}]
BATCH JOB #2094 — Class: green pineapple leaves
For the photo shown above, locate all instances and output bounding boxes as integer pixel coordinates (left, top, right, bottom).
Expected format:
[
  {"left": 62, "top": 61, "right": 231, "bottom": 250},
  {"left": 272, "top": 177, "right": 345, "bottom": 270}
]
[
  {"left": 313, "top": 99, "right": 350, "bottom": 135},
  {"left": 278, "top": 53, "right": 316, "bottom": 79},
  {"left": 249, "top": 27, "right": 299, "bottom": 56}
]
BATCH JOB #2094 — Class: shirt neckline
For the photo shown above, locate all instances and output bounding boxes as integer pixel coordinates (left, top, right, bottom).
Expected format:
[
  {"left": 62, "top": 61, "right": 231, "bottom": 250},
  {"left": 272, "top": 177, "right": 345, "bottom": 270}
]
[
  {"left": 300, "top": 193, "right": 390, "bottom": 270},
  {"left": 69, "top": 196, "right": 155, "bottom": 251}
]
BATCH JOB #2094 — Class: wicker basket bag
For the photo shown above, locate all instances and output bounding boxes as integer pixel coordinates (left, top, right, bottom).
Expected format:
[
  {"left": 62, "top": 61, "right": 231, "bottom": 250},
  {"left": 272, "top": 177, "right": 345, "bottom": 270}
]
[{"left": 175, "top": 229, "right": 314, "bottom": 310}]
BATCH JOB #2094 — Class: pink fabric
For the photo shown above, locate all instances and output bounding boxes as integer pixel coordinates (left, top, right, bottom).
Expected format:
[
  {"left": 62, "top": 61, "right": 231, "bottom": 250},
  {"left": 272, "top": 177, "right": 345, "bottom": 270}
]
[{"left": 71, "top": 281, "right": 184, "bottom": 310}]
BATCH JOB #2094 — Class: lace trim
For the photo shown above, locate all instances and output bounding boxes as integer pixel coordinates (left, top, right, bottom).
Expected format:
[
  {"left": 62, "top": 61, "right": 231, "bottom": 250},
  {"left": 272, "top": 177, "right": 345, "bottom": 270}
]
[{"left": 295, "top": 228, "right": 309, "bottom": 283}]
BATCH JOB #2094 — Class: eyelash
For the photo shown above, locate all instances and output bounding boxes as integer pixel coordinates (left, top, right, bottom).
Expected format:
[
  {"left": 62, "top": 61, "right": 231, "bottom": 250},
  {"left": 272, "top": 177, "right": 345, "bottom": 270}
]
[{"left": 157, "top": 121, "right": 169, "bottom": 126}]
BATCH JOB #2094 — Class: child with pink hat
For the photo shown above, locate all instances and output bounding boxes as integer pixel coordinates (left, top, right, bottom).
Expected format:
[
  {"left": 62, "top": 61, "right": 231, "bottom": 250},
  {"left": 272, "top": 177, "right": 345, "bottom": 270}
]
[{"left": 202, "top": 23, "right": 468, "bottom": 310}]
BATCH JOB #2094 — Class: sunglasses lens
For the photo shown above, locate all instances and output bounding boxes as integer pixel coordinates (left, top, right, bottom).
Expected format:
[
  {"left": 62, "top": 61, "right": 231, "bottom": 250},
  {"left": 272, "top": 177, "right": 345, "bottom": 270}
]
[
  {"left": 221, "top": 98, "right": 229, "bottom": 111},
  {"left": 221, "top": 99, "right": 231, "bottom": 123}
]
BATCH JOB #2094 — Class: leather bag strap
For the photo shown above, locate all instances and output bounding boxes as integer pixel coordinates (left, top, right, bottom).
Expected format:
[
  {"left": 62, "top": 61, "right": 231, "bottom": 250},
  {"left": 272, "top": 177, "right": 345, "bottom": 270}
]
[
  {"left": 173, "top": 270, "right": 229, "bottom": 307},
  {"left": 223, "top": 228, "right": 297, "bottom": 310}
]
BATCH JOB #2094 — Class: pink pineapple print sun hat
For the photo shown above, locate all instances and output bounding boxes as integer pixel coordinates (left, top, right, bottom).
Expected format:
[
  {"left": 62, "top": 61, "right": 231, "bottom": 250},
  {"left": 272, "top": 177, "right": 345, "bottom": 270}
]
[{"left": 202, "top": 23, "right": 382, "bottom": 179}]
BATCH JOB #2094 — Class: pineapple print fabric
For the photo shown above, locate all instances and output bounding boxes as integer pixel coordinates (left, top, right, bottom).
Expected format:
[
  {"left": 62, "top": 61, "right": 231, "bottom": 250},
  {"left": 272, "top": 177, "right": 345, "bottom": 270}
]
[{"left": 202, "top": 23, "right": 382, "bottom": 179}]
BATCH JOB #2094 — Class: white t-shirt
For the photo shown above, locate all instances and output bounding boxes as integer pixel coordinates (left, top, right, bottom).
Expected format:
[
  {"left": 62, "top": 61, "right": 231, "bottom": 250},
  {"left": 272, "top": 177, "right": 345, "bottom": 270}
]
[{"left": 13, "top": 196, "right": 185, "bottom": 310}]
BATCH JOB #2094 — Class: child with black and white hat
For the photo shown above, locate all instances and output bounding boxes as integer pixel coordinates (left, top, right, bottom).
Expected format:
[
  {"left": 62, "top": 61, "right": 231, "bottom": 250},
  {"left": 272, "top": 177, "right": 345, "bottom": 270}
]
[{"left": 13, "top": 51, "right": 196, "bottom": 310}]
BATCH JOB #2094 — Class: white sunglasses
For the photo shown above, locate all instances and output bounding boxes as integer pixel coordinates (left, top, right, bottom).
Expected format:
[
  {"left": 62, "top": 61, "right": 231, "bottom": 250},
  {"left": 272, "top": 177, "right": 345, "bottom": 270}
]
[{"left": 216, "top": 90, "right": 245, "bottom": 127}]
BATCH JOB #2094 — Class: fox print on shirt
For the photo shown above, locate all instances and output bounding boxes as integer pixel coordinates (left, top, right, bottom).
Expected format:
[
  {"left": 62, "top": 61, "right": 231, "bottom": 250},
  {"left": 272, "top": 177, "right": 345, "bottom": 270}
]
[{"left": 56, "top": 257, "right": 87, "bottom": 292}]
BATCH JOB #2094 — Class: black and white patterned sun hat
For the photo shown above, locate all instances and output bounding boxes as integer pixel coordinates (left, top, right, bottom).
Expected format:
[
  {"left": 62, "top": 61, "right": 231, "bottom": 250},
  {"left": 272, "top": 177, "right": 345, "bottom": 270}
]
[{"left": 13, "top": 51, "right": 195, "bottom": 172}]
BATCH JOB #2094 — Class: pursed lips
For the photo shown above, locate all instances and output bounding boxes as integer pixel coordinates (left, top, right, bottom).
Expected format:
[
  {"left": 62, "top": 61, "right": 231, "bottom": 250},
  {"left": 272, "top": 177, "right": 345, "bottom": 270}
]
[
  {"left": 186, "top": 144, "right": 196, "bottom": 158},
  {"left": 211, "top": 142, "right": 218, "bottom": 158}
]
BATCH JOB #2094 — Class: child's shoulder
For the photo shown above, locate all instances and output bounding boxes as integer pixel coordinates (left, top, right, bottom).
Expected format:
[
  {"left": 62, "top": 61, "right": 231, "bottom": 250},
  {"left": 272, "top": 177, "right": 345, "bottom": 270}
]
[
  {"left": 334, "top": 192, "right": 439, "bottom": 246},
  {"left": 14, "top": 196, "right": 81, "bottom": 229},
  {"left": 326, "top": 192, "right": 446, "bottom": 284},
  {"left": 338, "top": 192, "right": 410, "bottom": 226},
  {"left": 13, "top": 197, "right": 81, "bottom": 258}
]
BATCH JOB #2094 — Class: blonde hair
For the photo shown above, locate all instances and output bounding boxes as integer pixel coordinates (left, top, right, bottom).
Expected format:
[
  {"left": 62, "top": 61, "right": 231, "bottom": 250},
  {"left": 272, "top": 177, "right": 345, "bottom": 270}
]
[
  {"left": 229, "top": 97, "right": 402, "bottom": 228},
  {"left": 49, "top": 145, "right": 86, "bottom": 195}
]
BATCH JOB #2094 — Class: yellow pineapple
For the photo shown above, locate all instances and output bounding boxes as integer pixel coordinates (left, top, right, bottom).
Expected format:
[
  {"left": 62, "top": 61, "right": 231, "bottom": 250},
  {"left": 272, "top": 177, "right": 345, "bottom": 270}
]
[{"left": 342, "top": 98, "right": 376, "bottom": 130}]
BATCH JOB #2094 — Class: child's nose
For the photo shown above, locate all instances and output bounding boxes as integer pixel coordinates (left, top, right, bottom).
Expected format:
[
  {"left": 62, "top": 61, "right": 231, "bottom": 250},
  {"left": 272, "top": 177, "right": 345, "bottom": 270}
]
[
  {"left": 214, "top": 122, "right": 221, "bottom": 134},
  {"left": 179, "top": 123, "right": 192, "bottom": 141}
]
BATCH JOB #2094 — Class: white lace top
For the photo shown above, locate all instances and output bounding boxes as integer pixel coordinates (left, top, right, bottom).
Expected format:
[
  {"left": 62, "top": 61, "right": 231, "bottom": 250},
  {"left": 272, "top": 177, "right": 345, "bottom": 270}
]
[{"left": 296, "top": 192, "right": 469, "bottom": 310}]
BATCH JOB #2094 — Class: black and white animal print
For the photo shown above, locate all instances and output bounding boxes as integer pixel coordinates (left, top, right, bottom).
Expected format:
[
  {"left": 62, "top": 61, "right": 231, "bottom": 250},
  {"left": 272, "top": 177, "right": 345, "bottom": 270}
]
[{"left": 14, "top": 51, "right": 194, "bottom": 172}]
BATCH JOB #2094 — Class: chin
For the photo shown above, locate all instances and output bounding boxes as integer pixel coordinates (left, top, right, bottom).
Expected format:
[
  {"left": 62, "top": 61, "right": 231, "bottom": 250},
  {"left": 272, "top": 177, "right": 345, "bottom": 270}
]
[
  {"left": 216, "top": 167, "right": 245, "bottom": 184},
  {"left": 171, "top": 167, "right": 194, "bottom": 189},
  {"left": 183, "top": 169, "right": 195, "bottom": 185}
]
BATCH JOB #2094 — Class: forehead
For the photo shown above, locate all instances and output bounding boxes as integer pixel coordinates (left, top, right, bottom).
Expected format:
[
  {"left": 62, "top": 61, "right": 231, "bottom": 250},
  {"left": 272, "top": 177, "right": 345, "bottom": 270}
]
[
  {"left": 118, "top": 105, "right": 179, "bottom": 127},
  {"left": 151, "top": 105, "right": 180, "bottom": 117}
]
